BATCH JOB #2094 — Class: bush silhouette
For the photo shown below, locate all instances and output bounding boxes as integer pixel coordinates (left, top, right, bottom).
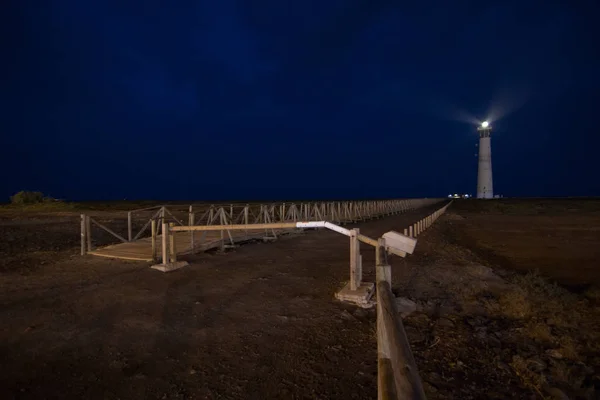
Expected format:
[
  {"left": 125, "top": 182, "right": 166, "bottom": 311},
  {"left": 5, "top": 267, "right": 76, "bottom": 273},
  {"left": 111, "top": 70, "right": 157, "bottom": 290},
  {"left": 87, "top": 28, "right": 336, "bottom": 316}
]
[{"left": 10, "top": 191, "right": 45, "bottom": 205}]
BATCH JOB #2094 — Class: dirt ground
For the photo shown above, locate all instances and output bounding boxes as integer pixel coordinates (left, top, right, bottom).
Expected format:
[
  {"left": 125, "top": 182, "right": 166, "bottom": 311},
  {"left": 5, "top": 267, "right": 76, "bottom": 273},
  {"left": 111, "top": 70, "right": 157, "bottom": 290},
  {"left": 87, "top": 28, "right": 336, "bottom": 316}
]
[
  {"left": 449, "top": 198, "right": 600, "bottom": 289},
  {"left": 0, "top": 199, "right": 599, "bottom": 399}
]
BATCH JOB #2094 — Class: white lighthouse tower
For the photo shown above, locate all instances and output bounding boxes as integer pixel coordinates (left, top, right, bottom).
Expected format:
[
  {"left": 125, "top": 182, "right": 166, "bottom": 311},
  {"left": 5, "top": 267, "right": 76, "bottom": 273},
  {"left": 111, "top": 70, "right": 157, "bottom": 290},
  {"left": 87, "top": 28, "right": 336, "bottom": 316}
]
[{"left": 476, "top": 121, "right": 494, "bottom": 199}]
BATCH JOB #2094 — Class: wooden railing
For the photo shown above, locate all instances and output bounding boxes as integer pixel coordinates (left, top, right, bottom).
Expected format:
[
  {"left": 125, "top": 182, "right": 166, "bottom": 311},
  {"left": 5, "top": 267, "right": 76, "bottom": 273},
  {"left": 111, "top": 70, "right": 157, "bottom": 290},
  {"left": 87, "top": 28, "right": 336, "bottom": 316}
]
[
  {"left": 161, "top": 201, "right": 454, "bottom": 399},
  {"left": 81, "top": 199, "right": 444, "bottom": 254},
  {"left": 81, "top": 197, "right": 454, "bottom": 399},
  {"left": 375, "top": 201, "right": 452, "bottom": 400},
  {"left": 376, "top": 241, "right": 426, "bottom": 400}
]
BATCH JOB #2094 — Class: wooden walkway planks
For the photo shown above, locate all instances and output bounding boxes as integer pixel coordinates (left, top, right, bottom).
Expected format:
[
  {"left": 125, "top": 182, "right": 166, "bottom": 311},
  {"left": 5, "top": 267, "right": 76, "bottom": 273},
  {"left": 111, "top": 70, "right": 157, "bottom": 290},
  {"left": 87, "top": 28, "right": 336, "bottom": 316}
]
[{"left": 88, "top": 229, "right": 295, "bottom": 261}]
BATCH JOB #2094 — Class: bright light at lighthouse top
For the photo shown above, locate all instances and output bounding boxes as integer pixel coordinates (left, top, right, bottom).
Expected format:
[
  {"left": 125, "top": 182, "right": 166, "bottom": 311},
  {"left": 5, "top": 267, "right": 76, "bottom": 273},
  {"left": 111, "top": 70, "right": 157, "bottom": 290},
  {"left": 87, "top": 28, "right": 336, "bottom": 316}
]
[{"left": 477, "top": 120, "right": 492, "bottom": 136}]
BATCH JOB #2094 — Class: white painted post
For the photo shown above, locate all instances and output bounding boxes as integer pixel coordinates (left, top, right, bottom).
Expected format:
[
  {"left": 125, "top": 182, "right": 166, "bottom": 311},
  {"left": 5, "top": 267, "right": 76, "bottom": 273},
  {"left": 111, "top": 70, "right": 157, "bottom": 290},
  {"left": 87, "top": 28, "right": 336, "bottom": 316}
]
[
  {"left": 151, "top": 219, "right": 157, "bottom": 262},
  {"left": 127, "top": 211, "right": 132, "bottom": 242},
  {"left": 190, "top": 210, "right": 195, "bottom": 252},
  {"left": 162, "top": 222, "right": 168, "bottom": 265},
  {"left": 376, "top": 238, "right": 391, "bottom": 284},
  {"left": 80, "top": 214, "right": 86, "bottom": 255},
  {"left": 169, "top": 223, "right": 176, "bottom": 263},
  {"left": 350, "top": 229, "right": 361, "bottom": 291},
  {"left": 356, "top": 228, "right": 362, "bottom": 288},
  {"left": 86, "top": 215, "right": 92, "bottom": 252},
  {"left": 244, "top": 205, "right": 249, "bottom": 239}
]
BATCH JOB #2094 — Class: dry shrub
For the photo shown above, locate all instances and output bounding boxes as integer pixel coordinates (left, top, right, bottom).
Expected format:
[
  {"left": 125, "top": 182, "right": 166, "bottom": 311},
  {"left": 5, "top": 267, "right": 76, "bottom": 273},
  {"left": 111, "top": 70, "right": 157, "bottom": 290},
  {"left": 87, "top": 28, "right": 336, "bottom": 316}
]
[
  {"left": 10, "top": 191, "right": 44, "bottom": 204},
  {"left": 583, "top": 286, "right": 600, "bottom": 302},
  {"left": 512, "top": 271, "right": 583, "bottom": 327},
  {"left": 549, "top": 361, "right": 573, "bottom": 385},
  {"left": 496, "top": 287, "right": 531, "bottom": 319},
  {"left": 557, "top": 337, "right": 579, "bottom": 361},
  {"left": 510, "top": 355, "right": 547, "bottom": 396},
  {"left": 525, "top": 321, "right": 554, "bottom": 344},
  {"left": 548, "top": 361, "right": 590, "bottom": 397},
  {"left": 513, "top": 271, "right": 565, "bottom": 298}
]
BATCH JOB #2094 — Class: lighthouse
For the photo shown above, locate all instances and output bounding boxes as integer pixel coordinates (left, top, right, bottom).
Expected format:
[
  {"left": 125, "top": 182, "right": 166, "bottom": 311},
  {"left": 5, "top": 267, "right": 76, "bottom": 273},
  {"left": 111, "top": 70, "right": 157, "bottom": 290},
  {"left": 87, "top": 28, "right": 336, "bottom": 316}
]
[{"left": 476, "top": 121, "right": 493, "bottom": 199}]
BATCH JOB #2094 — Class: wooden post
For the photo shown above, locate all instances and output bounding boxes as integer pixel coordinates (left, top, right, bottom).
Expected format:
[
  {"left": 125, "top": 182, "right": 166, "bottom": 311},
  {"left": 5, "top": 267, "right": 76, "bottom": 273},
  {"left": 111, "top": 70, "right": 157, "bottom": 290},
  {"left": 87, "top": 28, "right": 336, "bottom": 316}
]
[
  {"left": 151, "top": 219, "right": 157, "bottom": 262},
  {"left": 127, "top": 211, "right": 132, "bottom": 242},
  {"left": 376, "top": 238, "right": 390, "bottom": 284},
  {"left": 376, "top": 278, "right": 427, "bottom": 400},
  {"left": 403, "top": 228, "right": 408, "bottom": 236},
  {"left": 190, "top": 212, "right": 195, "bottom": 252},
  {"left": 356, "top": 228, "right": 362, "bottom": 288},
  {"left": 162, "top": 222, "right": 168, "bottom": 265},
  {"left": 409, "top": 226, "right": 413, "bottom": 238},
  {"left": 220, "top": 227, "right": 225, "bottom": 251},
  {"left": 80, "top": 214, "right": 86, "bottom": 255},
  {"left": 350, "top": 229, "right": 361, "bottom": 291},
  {"left": 86, "top": 215, "right": 92, "bottom": 252},
  {"left": 244, "top": 205, "right": 249, "bottom": 239},
  {"left": 169, "top": 223, "right": 176, "bottom": 263},
  {"left": 159, "top": 207, "right": 165, "bottom": 236}
]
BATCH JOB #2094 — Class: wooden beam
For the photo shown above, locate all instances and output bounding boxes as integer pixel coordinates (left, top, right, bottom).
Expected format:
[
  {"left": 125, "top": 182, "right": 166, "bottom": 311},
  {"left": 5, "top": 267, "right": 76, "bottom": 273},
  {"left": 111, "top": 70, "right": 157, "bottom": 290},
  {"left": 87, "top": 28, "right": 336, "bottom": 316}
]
[
  {"left": 127, "top": 211, "right": 132, "bottom": 242},
  {"left": 171, "top": 222, "right": 298, "bottom": 231},
  {"left": 80, "top": 214, "right": 86, "bottom": 255},
  {"left": 357, "top": 233, "right": 378, "bottom": 247},
  {"left": 376, "top": 280, "right": 426, "bottom": 400},
  {"left": 169, "top": 223, "right": 176, "bottom": 262},
  {"left": 162, "top": 222, "right": 168, "bottom": 265},
  {"left": 86, "top": 215, "right": 92, "bottom": 252},
  {"left": 89, "top": 218, "right": 128, "bottom": 243},
  {"left": 151, "top": 219, "right": 157, "bottom": 262},
  {"left": 350, "top": 229, "right": 360, "bottom": 290}
]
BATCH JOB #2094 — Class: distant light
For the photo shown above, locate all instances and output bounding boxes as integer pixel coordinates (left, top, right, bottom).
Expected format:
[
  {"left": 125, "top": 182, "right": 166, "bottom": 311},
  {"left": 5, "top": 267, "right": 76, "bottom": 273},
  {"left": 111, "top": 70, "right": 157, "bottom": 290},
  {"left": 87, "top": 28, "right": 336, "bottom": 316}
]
[{"left": 481, "top": 121, "right": 489, "bottom": 128}]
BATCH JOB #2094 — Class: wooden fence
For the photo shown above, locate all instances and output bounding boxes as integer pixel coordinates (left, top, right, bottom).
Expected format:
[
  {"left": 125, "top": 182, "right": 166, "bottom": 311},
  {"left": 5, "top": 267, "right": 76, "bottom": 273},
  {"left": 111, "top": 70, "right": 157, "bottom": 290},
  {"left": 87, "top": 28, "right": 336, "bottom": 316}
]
[
  {"left": 80, "top": 197, "right": 455, "bottom": 400},
  {"left": 376, "top": 201, "right": 452, "bottom": 400},
  {"left": 161, "top": 200, "right": 453, "bottom": 400},
  {"left": 81, "top": 199, "right": 443, "bottom": 255}
]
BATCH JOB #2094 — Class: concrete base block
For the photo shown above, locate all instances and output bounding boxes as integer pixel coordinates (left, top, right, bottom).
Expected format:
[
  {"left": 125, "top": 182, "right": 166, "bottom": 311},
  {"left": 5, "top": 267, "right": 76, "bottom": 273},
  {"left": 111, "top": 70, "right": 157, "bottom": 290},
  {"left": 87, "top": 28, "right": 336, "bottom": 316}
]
[
  {"left": 335, "top": 282, "right": 375, "bottom": 308},
  {"left": 151, "top": 261, "right": 189, "bottom": 272}
]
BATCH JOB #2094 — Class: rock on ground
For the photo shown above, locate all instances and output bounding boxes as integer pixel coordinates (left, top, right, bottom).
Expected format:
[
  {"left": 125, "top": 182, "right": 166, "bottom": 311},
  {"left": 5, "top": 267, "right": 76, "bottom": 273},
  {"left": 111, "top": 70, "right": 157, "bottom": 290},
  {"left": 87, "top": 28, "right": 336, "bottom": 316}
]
[{"left": 395, "top": 297, "right": 417, "bottom": 317}]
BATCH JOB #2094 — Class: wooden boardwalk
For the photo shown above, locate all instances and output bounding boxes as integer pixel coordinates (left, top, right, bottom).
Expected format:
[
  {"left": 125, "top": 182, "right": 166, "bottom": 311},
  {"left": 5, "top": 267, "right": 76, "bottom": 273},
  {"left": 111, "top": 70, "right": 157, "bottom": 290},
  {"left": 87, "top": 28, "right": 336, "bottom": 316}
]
[{"left": 88, "top": 229, "right": 295, "bottom": 262}]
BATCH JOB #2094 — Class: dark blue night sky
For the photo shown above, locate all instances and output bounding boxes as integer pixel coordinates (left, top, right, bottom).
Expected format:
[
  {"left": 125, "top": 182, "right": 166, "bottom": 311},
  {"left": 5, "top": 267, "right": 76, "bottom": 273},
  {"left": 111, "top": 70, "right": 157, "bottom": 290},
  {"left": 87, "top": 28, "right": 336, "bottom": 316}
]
[{"left": 2, "top": 1, "right": 599, "bottom": 201}]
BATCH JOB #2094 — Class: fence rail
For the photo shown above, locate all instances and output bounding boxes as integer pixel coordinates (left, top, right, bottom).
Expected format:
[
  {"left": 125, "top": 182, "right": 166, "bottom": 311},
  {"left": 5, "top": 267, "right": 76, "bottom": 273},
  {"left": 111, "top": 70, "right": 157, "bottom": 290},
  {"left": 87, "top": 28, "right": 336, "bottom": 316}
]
[
  {"left": 81, "top": 198, "right": 443, "bottom": 255},
  {"left": 375, "top": 201, "right": 452, "bottom": 400}
]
